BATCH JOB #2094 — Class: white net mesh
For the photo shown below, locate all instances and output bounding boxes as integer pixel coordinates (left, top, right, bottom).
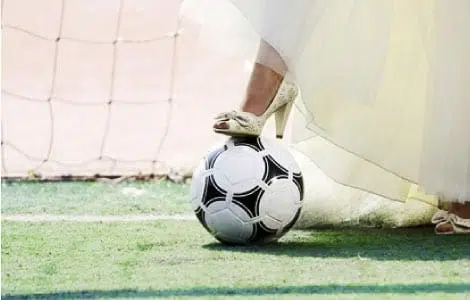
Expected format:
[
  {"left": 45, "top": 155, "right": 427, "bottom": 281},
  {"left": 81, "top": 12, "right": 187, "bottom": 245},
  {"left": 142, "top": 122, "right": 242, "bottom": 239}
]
[{"left": 2, "top": 0, "right": 255, "bottom": 178}]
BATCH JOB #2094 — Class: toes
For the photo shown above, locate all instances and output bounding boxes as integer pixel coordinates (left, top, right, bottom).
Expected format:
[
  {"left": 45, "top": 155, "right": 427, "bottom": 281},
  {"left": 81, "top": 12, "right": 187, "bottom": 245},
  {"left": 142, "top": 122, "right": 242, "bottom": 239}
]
[
  {"left": 435, "top": 222, "right": 454, "bottom": 234},
  {"left": 213, "top": 121, "right": 229, "bottom": 130}
]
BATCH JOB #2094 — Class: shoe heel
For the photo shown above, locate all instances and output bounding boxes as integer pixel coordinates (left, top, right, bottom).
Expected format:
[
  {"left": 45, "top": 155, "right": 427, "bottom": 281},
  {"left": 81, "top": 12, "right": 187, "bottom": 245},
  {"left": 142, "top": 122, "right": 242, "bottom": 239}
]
[{"left": 275, "top": 101, "right": 294, "bottom": 139}]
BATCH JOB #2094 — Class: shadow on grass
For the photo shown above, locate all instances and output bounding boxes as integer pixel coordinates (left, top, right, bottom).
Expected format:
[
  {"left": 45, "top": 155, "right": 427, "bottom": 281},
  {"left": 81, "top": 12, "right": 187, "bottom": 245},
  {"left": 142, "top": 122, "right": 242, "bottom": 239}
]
[
  {"left": 204, "top": 227, "right": 470, "bottom": 261},
  {"left": 3, "top": 283, "right": 470, "bottom": 299}
]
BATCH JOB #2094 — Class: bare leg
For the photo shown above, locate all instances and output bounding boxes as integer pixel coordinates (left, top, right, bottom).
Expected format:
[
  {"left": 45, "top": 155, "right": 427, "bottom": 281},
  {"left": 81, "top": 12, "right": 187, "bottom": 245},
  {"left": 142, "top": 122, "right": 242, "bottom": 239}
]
[
  {"left": 214, "top": 41, "right": 286, "bottom": 130},
  {"left": 452, "top": 202, "right": 470, "bottom": 219},
  {"left": 241, "top": 40, "right": 287, "bottom": 116},
  {"left": 240, "top": 63, "right": 284, "bottom": 116}
]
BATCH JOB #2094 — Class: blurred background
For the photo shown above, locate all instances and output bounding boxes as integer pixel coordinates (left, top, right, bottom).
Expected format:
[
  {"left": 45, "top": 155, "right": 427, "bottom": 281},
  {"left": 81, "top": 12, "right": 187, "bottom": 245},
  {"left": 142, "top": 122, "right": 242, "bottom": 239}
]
[{"left": 2, "top": 0, "right": 261, "bottom": 179}]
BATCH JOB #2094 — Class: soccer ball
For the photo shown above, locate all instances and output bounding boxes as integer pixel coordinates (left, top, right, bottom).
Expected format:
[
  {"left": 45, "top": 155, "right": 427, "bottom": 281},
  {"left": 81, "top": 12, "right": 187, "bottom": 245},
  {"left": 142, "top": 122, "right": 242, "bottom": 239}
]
[{"left": 190, "top": 136, "right": 304, "bottom": 245}]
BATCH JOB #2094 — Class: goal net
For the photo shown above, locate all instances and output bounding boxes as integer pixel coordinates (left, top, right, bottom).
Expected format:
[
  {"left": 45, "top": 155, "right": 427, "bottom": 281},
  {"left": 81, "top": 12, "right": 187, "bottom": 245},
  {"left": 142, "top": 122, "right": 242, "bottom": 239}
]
[
  {"left": 2, "top": 0, "right": 438, "bottom": 227},
  {"left": 2, "top": 0, "right": 244, "bottom": 179}
]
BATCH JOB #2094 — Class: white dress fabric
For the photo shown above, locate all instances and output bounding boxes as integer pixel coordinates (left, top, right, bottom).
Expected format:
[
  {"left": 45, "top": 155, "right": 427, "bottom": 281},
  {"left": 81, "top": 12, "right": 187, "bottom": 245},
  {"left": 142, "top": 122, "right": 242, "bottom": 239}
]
[{"left": 179, "top": 0, "right": 470, "bottom": 204}]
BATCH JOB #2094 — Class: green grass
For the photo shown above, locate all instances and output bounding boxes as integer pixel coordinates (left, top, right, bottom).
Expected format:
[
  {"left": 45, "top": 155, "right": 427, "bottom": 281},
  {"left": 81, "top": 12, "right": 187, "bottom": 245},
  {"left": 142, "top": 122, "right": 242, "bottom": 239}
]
[
  {"left": 1, "top": 181, "right": 190, "bottom": 215},
  {"left": 2, "top": 221, "right": 470, "bottom": 299},
  {"left": 2, "top": 182, "right": 470, "bottom": 299}
]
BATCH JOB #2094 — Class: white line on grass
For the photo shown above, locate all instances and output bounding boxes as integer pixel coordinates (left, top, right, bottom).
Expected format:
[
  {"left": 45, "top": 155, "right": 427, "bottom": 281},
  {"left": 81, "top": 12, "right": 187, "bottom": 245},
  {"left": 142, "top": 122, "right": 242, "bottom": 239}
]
[{"left": 1, "top": 214, "right": 197, "bottom": 222}]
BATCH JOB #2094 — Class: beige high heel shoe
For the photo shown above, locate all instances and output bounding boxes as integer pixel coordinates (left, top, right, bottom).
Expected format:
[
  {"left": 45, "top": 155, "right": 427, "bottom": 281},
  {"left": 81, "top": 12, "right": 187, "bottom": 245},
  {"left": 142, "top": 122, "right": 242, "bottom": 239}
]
[
  {"left": 432, "top": 209, "right": 470, "bottom": 235},
  {"left": 213, "top": 80, "right": 298, "bottom": 139}
]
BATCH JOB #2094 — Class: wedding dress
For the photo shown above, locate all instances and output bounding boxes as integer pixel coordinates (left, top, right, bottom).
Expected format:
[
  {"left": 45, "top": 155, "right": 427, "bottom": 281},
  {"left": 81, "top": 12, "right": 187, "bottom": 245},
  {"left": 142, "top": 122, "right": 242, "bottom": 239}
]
[{"left": 179, "top": 0, "right": 470, "bottom": 226}]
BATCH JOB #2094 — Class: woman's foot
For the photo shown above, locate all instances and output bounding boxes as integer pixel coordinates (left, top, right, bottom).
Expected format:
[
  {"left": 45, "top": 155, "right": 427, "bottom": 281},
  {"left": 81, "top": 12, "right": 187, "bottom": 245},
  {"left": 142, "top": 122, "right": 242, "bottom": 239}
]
[
  {"left": 240, "top": 63, "right": 284, "bottom": 117},
  {"left": 433, "top": 202, "right": 470, "bottom": 235},
  {"left": 213, "top": 40, "right": 296, "bottom": 138},
  {"left": 213, "top": 78, "right": 298, "bottom": 138},
  {"left": 213, "top": 62, "right": 283, "bottom": 132}
]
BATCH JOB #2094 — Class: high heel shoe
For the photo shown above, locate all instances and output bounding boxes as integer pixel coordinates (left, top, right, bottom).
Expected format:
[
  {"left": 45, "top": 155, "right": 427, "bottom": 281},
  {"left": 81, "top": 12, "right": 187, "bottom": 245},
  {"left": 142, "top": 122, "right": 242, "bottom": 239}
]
[
  {"left": 213, "top": 80, "right": 298, "bottom": 139},
  {"left": 432, "top": 210, "right": 470, "bottom": 235}
]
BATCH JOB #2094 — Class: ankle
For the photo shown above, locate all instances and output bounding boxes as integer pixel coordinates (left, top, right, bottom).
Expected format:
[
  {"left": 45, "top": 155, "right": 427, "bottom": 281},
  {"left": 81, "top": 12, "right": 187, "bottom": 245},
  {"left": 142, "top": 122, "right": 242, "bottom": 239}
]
[
  {"left": 241, "top": 63, "right": 284, "bottom": 116},
  {"left": 242, "top": 88, "right": 279, "bottom": 116},
  {"left": 450, "top": 202, "right": 470, "bottom": 219}
]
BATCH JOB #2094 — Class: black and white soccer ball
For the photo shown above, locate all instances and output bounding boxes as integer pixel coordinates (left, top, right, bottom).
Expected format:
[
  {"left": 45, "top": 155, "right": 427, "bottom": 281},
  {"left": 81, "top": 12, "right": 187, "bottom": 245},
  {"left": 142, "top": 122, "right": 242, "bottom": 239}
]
[{"left": 190, "top": 136, "right": 304, "bottom": 245}]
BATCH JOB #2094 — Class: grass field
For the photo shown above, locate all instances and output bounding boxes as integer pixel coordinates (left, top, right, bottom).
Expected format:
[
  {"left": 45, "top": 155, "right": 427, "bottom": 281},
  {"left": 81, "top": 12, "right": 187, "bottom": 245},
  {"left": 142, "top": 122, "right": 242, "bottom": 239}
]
[
  {"left": 2, "top": 181, "right": 470, "bottom": 299},
  {"left": 2, "top": 181, "right": 190, "bottom": 215}
]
